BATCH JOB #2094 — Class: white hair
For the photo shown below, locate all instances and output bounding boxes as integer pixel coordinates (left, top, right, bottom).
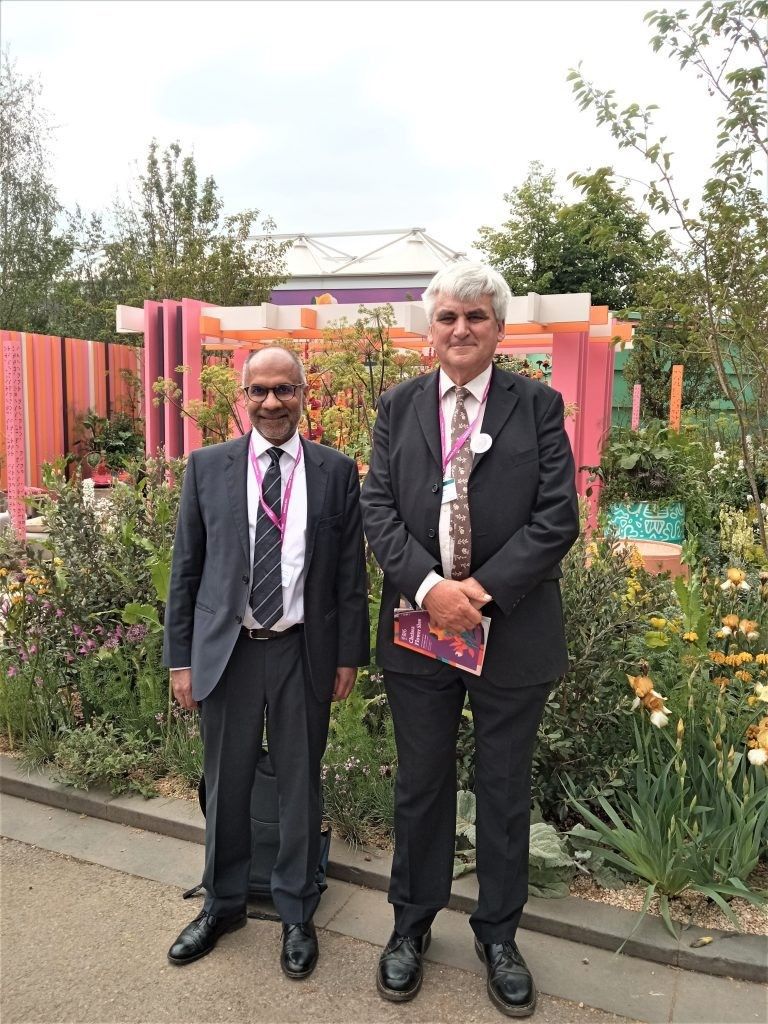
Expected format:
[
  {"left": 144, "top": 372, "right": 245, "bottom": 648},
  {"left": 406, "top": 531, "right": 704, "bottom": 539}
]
[
  {"left": 241, "top": 346, "right": 306, "bottom": 385},
  {"left": 422, "top": 262, "right": 512, "bottom": 324}
]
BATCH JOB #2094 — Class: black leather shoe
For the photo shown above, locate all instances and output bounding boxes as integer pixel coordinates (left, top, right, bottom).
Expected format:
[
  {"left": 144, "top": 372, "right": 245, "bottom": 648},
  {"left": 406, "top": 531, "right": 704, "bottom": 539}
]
[
  {"left": 281, "top": 922, "right": 319, "bottom": 979},
  {"left": 475, "top": 937, "right": 537, "bottom": 1017},
  {"left": 167, "top": 908, "right": 247, "bottom": 965},
  {"left": 376, "top": 929, "right": 432, "bottom": 1002}
]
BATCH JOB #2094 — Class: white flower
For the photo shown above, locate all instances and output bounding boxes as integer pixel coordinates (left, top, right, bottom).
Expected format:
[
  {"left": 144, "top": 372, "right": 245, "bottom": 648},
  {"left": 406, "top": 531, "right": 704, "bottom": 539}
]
[
  {"left": 721, "top": 626, "right": 733, "bottom": 636},
  {"left": 721, "top": 580, "right": 734, "bottom": 591},
  {"left": 738, "top": 581, "right": 751, "bottom": 591},
  {"left": 650, "top": 710, "right": 669, "bottom": 728},
  {"left": 754, "top": 683, "right": 768, "bottom": 703},
  {"left": 747, "top": 748, "right": 768, "bottom": 766},
  {"left": 631, "top": 697, "right": 641, "bottom": 710},
  {"left": 738, "top": 459, "right": 745, "bottom": 470}
]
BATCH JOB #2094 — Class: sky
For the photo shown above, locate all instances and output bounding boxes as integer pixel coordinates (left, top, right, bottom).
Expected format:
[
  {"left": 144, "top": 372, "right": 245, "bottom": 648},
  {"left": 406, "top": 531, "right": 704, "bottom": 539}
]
[{"left": 3, "top": 0, "right": 720, "bottom": 256}]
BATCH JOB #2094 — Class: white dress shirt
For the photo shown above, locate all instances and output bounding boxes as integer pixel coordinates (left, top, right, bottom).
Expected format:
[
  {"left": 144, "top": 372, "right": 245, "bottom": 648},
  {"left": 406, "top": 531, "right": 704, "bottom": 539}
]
[
  {"left": 414, "top": 364, "right": 492, "bottom": 607},
  {"left": 243, "top": 428, "right": 308, "bottom": 630}
]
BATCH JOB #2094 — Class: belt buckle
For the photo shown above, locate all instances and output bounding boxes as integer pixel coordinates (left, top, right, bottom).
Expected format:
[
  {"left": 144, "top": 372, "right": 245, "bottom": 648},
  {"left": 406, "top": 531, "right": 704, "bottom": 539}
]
[{"left": 247, "top": 628, "right": 271, "bottom": 640}]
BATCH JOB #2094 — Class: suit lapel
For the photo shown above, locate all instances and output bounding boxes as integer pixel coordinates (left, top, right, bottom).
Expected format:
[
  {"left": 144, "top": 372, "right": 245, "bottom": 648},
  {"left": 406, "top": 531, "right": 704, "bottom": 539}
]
[
  {"left": 301, "top": 437, "right": 328, "bottom": 569},
  {"left": 472, "top": 368, "right": 519, "bottom": 474},
  {"left": 413, "top": 371, "right": 442, "bottom": 472},
  {"left": 225, "top": 432, "right": 252, "bottom": 565}
]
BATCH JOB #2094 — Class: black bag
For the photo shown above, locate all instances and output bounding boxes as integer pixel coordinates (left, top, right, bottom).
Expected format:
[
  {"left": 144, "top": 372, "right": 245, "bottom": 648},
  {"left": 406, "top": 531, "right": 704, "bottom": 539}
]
[{"left": 185, "top": 748, "right": 331, "bottom": 907}]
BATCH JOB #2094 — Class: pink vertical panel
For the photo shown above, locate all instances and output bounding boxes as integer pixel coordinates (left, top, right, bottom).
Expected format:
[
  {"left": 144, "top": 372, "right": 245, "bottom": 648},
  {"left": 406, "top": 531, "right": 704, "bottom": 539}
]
[
  {"left": 550, "top": 330, "right": 588, "bottom": 494},
  {"left": 25, "top": 334, "right": 65, "bottom": 487},
  {"left": 631, "top": 384, "right": 642, "bottom": 430},
  {"left": 581, "top": 340, "right": 615, "bottom": 521},
  {"left": 181, "top": 299, "right": 204, "bottom": 453},
  {"left": 143, "top": 301, "right": 164, "bottom": 455},
  {"left": 2, "top": 333, "right": 26, "bottom": 538},
  {"left": 91, "top": 340, "right": 108, "bottom": 419},
  {"left": 162, "top": 300, "right": 184, "bottom": 458},
  {"left": 65, "top": 338, "right": 92, "bottom": 462}
]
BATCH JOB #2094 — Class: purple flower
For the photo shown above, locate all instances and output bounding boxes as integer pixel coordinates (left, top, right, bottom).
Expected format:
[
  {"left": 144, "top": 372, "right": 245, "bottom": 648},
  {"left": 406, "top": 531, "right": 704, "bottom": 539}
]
[
  {"left": 125, "top": 624, "right": 149, "bottom": 643},
  {"left": 28, "top": 644, "right": 37, "bottom": 655},
  {"left": 6, "top": 666, "right": 17, "bottom": 678},
  {"left": 34, "top": 677, "right": 44, "bottom": 688},
  {"left": 72, "top": 625, "right": 83, "bottom": 636},
  {"left": 94, "top": 626, "right": 103, "bottom": 636},
  {"left": 55, "top": 609, "right": 64, "bottom": 618},
  {"left": 155, "top": 712, "right": 166, "bottom": 725},
  {"left": 26, "top": 595, "right": 34, "bottom": 604}
]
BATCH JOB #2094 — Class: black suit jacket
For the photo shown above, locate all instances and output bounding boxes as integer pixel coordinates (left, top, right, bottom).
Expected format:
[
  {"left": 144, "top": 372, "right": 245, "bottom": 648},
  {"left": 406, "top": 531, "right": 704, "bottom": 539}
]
[
  {"left": 361, "top": 367, "right": 580, "bottom": 686},
  {"left": 163, "top": 433, "right": 370, "bottom": 702}
]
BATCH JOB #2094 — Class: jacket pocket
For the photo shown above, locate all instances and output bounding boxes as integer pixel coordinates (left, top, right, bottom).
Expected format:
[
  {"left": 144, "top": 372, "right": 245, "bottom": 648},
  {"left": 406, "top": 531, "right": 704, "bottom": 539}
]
[{"left": 195, "top": 601, "right": 215, "bottom": 614}]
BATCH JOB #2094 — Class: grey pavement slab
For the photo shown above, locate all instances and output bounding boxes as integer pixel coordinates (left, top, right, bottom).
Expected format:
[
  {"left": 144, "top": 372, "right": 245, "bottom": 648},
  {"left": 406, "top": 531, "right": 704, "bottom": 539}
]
[
  {"left": 2, "top": 795, "right": 767, "bottom": 1023},
  {"left": 1, "top": 834, "right": 634, "bottom": 1024}
]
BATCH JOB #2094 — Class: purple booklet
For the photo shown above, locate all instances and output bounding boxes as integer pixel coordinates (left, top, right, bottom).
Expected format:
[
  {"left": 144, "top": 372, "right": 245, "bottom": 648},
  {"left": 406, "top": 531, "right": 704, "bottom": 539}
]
[{"left": 393, "top": 607, "right": 490, "bottom": 676}]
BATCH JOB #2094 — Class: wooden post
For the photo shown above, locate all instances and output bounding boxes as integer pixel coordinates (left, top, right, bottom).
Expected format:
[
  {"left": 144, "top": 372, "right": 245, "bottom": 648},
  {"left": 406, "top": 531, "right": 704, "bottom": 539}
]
[
  {"left": 669, "top": 364, "right": 684, "bottom": 432},
  {"left": 631, "top": 383, "right": 642, "bottom": 430}
]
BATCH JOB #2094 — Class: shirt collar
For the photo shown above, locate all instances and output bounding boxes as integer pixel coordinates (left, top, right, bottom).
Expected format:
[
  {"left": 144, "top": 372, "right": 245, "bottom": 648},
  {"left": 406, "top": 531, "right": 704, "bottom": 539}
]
[
  {"left": 249, "top": 427, "right": 301, "bottom": 462},
  {"left": 439, "top": 363, "right": 493, "bottom": 403}
]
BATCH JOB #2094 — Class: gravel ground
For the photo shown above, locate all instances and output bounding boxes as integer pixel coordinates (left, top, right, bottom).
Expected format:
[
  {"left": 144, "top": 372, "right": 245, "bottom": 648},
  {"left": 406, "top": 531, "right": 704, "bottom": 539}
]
[{"left": 0, "top": 839, "right": 635, "bottom": 1024}]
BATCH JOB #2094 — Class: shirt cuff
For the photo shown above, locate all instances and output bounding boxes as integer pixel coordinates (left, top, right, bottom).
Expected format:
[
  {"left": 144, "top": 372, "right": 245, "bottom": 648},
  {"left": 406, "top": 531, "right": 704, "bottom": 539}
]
[
  {"left": 415, "top": 571, "right": 444, "bottom": 609},
  {"left": 170, "top": 666, "right": 191, "bottom": 672}
]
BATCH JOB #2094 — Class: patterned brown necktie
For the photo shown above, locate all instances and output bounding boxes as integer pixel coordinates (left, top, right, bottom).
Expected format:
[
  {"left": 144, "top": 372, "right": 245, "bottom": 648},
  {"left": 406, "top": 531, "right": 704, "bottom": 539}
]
[{"left": 449, "top": 386, "right": 472, "bottom": 580}]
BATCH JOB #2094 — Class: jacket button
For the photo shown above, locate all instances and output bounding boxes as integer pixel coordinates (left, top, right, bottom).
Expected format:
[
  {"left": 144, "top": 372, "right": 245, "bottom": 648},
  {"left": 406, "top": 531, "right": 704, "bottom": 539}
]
[
  {"left": 431, "top": 483, "right": 439, "bottom": 493},
  {"left": 241, "top": 575, "right": 249, "bottom": 584},
  {"left": 428, "top": 528, "right": 436, "bottom": 539},
  {"left": 235, "top": 615, "right": 243, "bottom": 624}
]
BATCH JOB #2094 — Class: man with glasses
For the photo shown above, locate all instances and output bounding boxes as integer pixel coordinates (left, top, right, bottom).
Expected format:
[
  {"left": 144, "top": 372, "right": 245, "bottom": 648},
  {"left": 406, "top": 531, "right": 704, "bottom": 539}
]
[{"left": 164, "top": 346, "right": 369, "bottom": 978}]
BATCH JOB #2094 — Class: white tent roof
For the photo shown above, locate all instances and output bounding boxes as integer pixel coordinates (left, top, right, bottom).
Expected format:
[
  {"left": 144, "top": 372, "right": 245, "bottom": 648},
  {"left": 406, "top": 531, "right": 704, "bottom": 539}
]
[{"left": 251, "top": 228, "right": 466, "bottom": 279}]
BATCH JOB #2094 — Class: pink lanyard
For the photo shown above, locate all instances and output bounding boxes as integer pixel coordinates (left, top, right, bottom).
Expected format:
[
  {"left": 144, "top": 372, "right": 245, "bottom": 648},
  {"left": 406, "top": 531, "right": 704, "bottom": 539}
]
[
  {"left": 438, "top": 377, "right": 491, "bottom": 474},
  {"left": 248, "top": 439, "right": 302, "bottom": 542}
]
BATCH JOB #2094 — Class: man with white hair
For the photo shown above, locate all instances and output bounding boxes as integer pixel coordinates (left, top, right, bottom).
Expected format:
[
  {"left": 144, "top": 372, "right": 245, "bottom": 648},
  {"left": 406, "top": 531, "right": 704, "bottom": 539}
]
[{"left": 361, "top": 263, "right": 579, "bottom": 1017}]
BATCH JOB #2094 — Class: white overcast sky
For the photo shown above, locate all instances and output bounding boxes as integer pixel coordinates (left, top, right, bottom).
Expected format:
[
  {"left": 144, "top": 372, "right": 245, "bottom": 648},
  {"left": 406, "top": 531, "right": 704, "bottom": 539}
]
[{"left": 4, "top": 0, "right": 719, "bottom": 254}]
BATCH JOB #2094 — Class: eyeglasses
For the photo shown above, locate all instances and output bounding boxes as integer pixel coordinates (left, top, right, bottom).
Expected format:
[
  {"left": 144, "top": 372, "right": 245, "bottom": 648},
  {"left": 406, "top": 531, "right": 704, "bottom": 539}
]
[{"left": 243, "top": 383, "right": 306, "bottom": 402}]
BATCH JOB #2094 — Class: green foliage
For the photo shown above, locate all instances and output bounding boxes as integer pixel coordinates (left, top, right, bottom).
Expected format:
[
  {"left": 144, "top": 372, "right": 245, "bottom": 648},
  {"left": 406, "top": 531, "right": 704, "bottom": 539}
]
[
  {"left": 310, "top": 304, "right": 422, "bottom": 462},
  {"left": 0, "top": 49, "right": 72, "bottom": 332},
  {"left": 74, "top": 410, "right": 145, "bottom": 471},
  {"left": 476, "top": 161, "right": 667, "bottom": 309},
  {"left": 568, "top": 0, "right": 768, "bottom": 558},
  {"left": 533, "top": 530, "right": 675, "bottom": 824},
  {"left": 568, "top": 722, "right": 767, "bottom": 938},
  {"left": 153, "top": 361, "right": 245, "bottom": 445},
  {"left": 52, "top": 718, "right": 160, "bottom": 797},
  {"left": 321, "top": 690, "right": 397, "bottom": 847},
  {"left": 527, "top": 823, "right": 577, "bottom": 899},
  {"left": 586, "top": 420, "right": 703, "bottom": 507}
]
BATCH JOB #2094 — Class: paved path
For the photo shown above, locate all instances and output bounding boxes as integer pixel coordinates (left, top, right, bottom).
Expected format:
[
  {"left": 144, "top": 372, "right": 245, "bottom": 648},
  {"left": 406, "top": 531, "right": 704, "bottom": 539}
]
[{"left": 1, "top": 795, "right": 766, "bottom": 1024}]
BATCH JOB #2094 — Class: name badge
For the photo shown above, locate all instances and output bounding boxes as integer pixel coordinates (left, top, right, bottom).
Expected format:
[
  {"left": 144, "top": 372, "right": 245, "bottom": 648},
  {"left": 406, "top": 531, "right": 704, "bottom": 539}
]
[
  {"left": 442, "top": 478, "right": 458, "bottom": 504},
  {"left": 281, "top": 564, "right": 294, "bottom": 587}
]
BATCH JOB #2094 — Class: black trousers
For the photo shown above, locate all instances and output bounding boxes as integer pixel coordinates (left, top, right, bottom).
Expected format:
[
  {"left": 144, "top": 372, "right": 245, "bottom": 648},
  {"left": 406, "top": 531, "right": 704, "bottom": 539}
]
[
  {"left": 384, "top": 666, "right": 551, "bottom": 943},
  {"left": 200, "top": 630, "right": 331, "bottom": 923}
]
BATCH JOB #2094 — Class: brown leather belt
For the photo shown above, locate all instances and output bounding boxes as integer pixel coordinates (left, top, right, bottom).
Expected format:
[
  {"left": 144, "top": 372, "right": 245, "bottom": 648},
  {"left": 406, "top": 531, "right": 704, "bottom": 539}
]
[{"left": 242, "top": 622, "right": 304, "bottom": 641}]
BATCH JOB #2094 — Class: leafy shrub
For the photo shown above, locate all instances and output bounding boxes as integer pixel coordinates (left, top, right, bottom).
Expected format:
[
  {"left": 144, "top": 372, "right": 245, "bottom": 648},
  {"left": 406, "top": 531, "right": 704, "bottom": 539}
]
[
  {"left": 532, "top": 532, "right": 674, "bottom": 823},
  {"left": 52, "top": 718, "right": 160, "bottom": 796},
  {"left": 322, "top": 690, "right": 397, "bottom": 847}
]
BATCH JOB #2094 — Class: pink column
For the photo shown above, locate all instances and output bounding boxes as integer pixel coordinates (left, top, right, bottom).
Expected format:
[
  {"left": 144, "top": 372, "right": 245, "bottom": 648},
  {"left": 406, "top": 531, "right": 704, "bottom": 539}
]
[
  {"left": 2, "top": 333, "right": 26, "bottom": 539},
  {"left": 181, "top": 299, "right": 204, "bottom": 453},
  {"left": 143, "top": 301, "right": 164, "bottom": 455},
  {"left": 581, "top": 340, "right": 615, "bottom": 519},
  {"left": 162, "top": 300, "right": 184, "bottom": 458},
  {"left": 550, "top": 330, "right": 588, "bottom": 493}
]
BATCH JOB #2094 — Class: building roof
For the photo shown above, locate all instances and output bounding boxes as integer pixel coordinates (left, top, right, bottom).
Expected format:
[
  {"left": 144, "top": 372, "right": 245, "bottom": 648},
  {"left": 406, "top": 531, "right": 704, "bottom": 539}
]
[{"left": 250, "top": 228, "right": 466, "bottom": 282}]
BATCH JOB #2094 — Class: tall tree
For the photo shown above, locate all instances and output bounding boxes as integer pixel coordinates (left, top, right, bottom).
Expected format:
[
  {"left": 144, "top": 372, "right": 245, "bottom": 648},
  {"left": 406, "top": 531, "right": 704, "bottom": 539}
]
[
  {"left": 569, "top": 0, "right": 768, "bottom": 556},
  {"left": 105, "top": 140, "right": 289, "bottom": 309},
  {"left": 0, "top": 50, "right": 71, "bottom": 332},
  {"left": 50, "top": 140, "right": 291, "bottom": 341},
  {"left": 476, "top": 161, "right": 668, "bottom": 309}
]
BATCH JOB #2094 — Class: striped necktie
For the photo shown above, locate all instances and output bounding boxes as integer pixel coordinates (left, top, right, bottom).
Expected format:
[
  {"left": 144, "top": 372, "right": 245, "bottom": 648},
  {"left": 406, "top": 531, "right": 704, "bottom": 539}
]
[
  {"left": 449, "top": 386, "right": 473, "bottom": 580},
  {"left": 250, "top": 447, "right": 283, "bottom": 628}
]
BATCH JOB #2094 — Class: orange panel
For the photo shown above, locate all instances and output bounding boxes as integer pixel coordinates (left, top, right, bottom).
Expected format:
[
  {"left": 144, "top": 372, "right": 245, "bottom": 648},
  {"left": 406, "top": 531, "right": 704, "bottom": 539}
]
[
  {"left": 590, "top": 306, "right": 609, "bottom": 325},
  {"left": 300, "top": 308, "right": 317, "bottom": 329},
  {"left": 542, "top": 321, "right": 590, "bottom": 333},
  {"left": 200, "top": 314, "right": 222, "bottom": 338}
]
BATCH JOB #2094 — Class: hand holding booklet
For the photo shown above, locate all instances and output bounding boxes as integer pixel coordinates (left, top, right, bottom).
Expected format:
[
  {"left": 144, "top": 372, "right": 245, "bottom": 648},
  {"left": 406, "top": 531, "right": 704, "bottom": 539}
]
[{"left": 393, "top": 599, "right": 490, "bottom": 676}]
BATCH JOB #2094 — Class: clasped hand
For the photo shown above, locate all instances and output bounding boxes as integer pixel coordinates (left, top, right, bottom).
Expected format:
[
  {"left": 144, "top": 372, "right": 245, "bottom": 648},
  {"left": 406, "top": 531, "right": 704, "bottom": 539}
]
[{"left": 422, "top": 577, "right": 491, "bottom": 633}]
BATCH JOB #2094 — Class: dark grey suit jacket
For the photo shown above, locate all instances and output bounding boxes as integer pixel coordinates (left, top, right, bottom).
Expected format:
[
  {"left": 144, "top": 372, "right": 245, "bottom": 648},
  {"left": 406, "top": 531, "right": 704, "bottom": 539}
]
[
  {"left": 163, "top": 433, "right": 370, "bottom": 702},
  {"left": 360, "top": 367, "right": 580, "bottom": 686}
]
